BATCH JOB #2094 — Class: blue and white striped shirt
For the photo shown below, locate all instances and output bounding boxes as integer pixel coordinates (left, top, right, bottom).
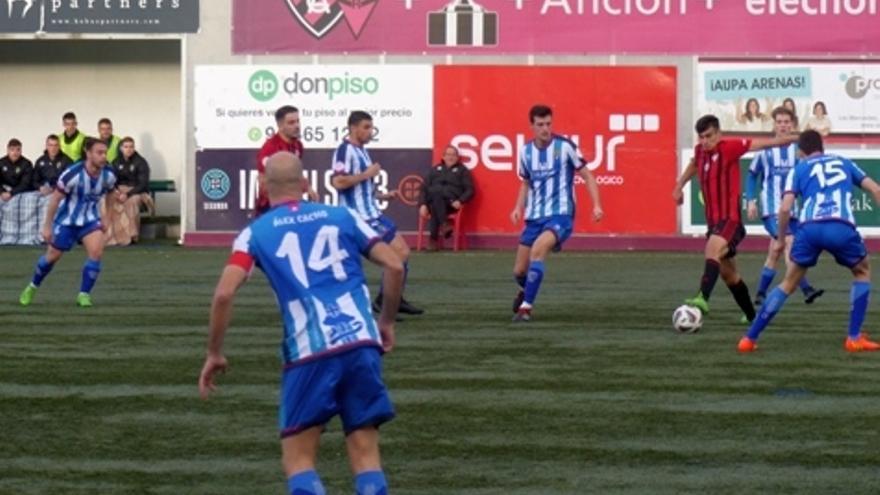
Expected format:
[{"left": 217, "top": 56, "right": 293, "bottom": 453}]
[
  {"left": 518, "top": 135, "right": 585, "bottom": 221},
  {"left": 785, "top": 153, "right": 867, "bottom": 226},
  {"left": 332, "top": 140, "right": 382, "bottom": 221},
  {"left": 54, "top": 163, "right": 116, "bottom": 227},
  {"left": 748, "top": 143, "right": 799, "bottom": 218}
]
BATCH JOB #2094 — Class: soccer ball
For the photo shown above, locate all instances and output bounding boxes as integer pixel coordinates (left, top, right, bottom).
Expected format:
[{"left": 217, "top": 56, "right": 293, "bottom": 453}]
[{"left": 672, "top": 305, "right": 703, "bottom": 333}]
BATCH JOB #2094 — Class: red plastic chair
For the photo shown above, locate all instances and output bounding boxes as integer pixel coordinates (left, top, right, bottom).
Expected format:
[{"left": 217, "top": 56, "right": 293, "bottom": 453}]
[{"left": 417, "top": 206, "right": 465, "bottom": 251}]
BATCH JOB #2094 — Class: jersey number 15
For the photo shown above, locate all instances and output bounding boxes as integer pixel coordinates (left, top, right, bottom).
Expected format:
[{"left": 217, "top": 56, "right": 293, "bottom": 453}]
[
  {"left": 276, "top": 226, "right": 350, "bottom": 288},
  {"left": 809, "top": 160, "right": 847, "bottom": 189}
]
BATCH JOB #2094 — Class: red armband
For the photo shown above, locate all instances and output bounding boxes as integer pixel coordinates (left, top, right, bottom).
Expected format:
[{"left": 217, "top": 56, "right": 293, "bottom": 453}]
[{"left": 227, "top": 251, "right": 255, "bottom": 271}]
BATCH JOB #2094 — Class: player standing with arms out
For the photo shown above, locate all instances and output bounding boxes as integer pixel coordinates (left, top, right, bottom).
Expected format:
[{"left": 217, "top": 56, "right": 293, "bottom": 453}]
[
  {"left": 331, "top": 111, "right": 424, "bottom": 316},
  {"left": 256, "top": 105, "right": 318, "bottom": 216},
  {"left": 672, "top": 115, "right": 797, "bottom": 322},
  {"left": 19, "top": 138, "right": 116, "bottom": 308},
  {"left": 511, "top": 104, "right": 603, "bottom": 322},
  {"left": 739, "top": 131, "right": 880, "bottom": 353},
  {"left": 199, "top": 152, "right": 404, "bottom": 495},
  {"left": 746, "top": 107, "right": 824, "bottom": 306}
]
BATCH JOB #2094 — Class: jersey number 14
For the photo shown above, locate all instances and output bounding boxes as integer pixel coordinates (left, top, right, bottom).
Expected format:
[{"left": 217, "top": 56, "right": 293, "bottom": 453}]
[{"left": 276, "top": 226, "right": 350, "bottom": 288}]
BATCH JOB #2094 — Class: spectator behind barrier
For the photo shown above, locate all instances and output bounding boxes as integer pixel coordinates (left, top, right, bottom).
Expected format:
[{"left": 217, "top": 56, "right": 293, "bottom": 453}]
[
  {"left": 33, "top": 134, "right": 72, "bottom": 195},
  {"left": 1, "top": 138, "right": 34, "bottom": 201},
  {"left": 104, "top": 136, "right": 153, "bottom": 246},
  {"left": 60, "top": 111, "right": 86, "bottom": 162},
  {"left": 419, "top": 145, "right": 474, "bottom": 250},
  {"left": 97, "top": 117, "right": 122, "bottom": 164}
]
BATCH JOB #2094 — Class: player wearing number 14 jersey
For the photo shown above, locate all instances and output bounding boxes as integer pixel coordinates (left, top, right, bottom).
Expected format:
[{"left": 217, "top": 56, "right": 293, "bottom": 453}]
[{"left": 199, "top": 152, "right": 405, "bottom": 495}]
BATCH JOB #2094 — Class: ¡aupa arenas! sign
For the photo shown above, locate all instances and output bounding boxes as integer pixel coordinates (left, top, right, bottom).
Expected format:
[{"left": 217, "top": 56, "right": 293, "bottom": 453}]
[{"left": 0, "top": 0, "right": 199, "bottom": 33}]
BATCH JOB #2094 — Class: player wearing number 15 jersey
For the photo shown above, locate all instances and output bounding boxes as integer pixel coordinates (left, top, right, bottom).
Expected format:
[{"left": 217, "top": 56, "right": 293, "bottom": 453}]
[
  {"left": 199, "top": 152, "right": 405, "bottom": 495},
  {"left": 739, "top": 131, "right": 880, "bottom": 353}
]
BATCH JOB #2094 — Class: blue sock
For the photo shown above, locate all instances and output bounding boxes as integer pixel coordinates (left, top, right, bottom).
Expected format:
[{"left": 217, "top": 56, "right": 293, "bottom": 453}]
[
  {"left": 522, "top": 260, "right": 545, "bottom": 307},
  {"left": 355, "top": 470, "right": 387, "bottom": 495},
  {"left": 756, "top": 267, "right": 776, "bottom": 296},
  {"left": 31, "top": 255, "right": 55, "bottom": 287},
  {"left": 80, "top": 258, "right": 102, "bottom": 294},
  {"left": 848, "top": 281, "right": 871, "bottom": 339},
  {"left": 515, "top": 274, "right": 526, "bottom": 289},
  {"left": 746, "top": 287, "right": 790, "bottom": 341},
  {"left": 287, "top": 470, "right": 325, "bottom": 495},
  {"left": 798, "top": 277, "right": 813, "bottom": 293}
]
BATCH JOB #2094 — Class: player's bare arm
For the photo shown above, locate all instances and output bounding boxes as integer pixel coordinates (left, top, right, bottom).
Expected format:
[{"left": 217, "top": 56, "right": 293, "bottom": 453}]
[
  {"left": 41, "top": 189, "right": 64, "bottom": 242},
  {"left": 510, "top": 181, "right": 529, "bottom": 225},
  {"left": 749, "top": 134, "right": 798, "bottom": 151},
  {"left": 672, "top": 158, "right": 696, "bottom": 205},
  {"left": 199, "top": 264, "right": 249, "bottom": 399},
  {"left": 367, "top": 242, "right": 404, "bottom": 352},
  {"left": 859, "top": 177, "right": 880, "bottom": 206},
  {"left": 578, "top": 166, "right": 603, "bottom": 222},
  {"left": 331, "top": 162, "right": 381, "bottom": 190}
]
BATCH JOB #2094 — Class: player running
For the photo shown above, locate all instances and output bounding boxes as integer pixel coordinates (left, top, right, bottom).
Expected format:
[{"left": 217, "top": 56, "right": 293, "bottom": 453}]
[
  {"left": 19, "top": 138, "right": 116, "bottom": 308},
  {"left": 672, "top": 115, "right": 797, "bottom": 323},
  {"left": 331, "top": 110, "right": 424, "bottom": 316},
  {"left": 511, "top": 104, "right": 603, "bottom": 322},
  {"left": 746, "top": 106, "right": 824, "bottom": 306},
  {"left": 199, "top": 152, "right": 404, "bottom": 495},
  {"left": 738, "top": 131, "right": 880, "bottom": 353}
]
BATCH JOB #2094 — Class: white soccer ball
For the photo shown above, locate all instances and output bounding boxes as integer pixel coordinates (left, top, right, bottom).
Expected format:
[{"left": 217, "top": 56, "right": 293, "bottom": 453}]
[{"left": 672, "top": 305, "right": 703, "bottom": 333}]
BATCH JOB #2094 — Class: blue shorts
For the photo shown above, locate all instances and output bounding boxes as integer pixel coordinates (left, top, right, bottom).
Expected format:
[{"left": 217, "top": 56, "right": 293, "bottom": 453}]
[
  {"left": 519, "top": 215, "right": 573, "bottom": 251},
  {"left": 368, "top": 215, "right": 398, "bottom": 244},
  {"left": 790, "top": 221, "right": 867, "bottom": 269},
  {"left": 279, "top": 346, "right": 395, "bottom": 438},
  {"left": 763, "top": 216, "right": 799, "bottom": 238},
  {"left": 51, "top": 222, "right": 102, "bottom": 252}
]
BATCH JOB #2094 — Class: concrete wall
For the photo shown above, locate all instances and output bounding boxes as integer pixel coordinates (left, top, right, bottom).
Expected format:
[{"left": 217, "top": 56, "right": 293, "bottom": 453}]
[
  {"left": 0, "top": 39, "right": 182, "bottom": 215},
  {"left": 182, "top": 1, "right": 696, "bottom": 236}
]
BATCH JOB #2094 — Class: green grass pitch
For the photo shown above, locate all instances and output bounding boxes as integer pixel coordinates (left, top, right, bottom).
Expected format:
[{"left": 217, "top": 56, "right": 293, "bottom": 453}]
[{"left": 2, "top": 246, "right": 880, "bottom": 494}]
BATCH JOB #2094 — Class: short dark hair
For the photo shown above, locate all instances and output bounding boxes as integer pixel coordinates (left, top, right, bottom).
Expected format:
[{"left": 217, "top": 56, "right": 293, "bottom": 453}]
[
  {"left": 8, "top": 138, "right": 22, "bottom": 148},
  {"left": 46, "top": 134, "right": 59, "bottom": 143},
  {"left": 799, "top": 130, "right": 824, "bottom": 155},
  {"left": 529, "top": 104, "right": 553, "bottom": 123},
  {"left": 348, "top": 110, "right": 373, "bottom": 127},
  {"left": 275, "top": 105, "right": 299, "bottom": 123},
  {"left": 695, "top": 115, "right": 720, "bottom": 134},
  {"left": 84, "top": 137, "right": 106, "bottom": 152},
  {"left": 120, "top": 136, "right": 135, "bottom": 146},
  {"left": 98, "top": 118, "right": 112, "bottom": 127},
  {"left": 771, "top": 106, "right": 795, "bottom": 121},
  {"left": 62, "top": 112, "right": 77, "bottom": 121}
]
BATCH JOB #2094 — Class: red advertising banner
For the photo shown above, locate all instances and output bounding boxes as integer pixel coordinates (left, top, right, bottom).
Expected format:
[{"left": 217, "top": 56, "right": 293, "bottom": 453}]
[
  {"left": 434, "top": 66, "right": 677, "bottom": 235},
  {"left": 233, "top": 0, "right": 880, "bottom": 55}
]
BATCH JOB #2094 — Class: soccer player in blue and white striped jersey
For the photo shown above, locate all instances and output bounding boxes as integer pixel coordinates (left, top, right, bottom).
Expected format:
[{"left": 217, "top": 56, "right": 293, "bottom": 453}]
[
  {"left": 746, "top": 107, "right": 823, "bottom": 307},
  {"left": 199, "top": 152, "right": 404, "bottom": 495},
  {"left": 331, "top": 111, "right": 423, "bottom": 316},
  {"left": 19, "top": 138, "right": 116, "bottom": 308},
  {"left": 511, "top": 105, "right": 603, "bottom": 322}
]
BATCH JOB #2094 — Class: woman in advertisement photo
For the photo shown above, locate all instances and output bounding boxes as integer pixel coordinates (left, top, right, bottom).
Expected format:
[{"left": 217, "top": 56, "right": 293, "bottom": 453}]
[
  {"left": 782, "top": 97, "right": 800, "bottom": 127},
  {"left": 736, "top": 97, "right": 772, "bottom": 132},
  {"left": 803, "top": 101, "right": 831, "bottom": 136}
]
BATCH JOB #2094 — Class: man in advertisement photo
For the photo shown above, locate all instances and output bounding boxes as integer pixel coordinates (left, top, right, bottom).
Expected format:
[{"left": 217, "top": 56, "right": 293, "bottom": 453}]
[
  {"left": 256, "top": 105, "right": 318, "bottom": 215},
  {"left": 332, "top": 110, "right": 424, "bottom": 317}
]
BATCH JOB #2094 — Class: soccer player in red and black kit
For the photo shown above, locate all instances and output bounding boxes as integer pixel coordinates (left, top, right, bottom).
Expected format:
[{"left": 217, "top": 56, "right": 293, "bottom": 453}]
[
  {"left": 256, "top": 105, "right": 318, "bottom": 215},
  {"left": 673, "top": 115, "right": 798, "bottom": 321}
]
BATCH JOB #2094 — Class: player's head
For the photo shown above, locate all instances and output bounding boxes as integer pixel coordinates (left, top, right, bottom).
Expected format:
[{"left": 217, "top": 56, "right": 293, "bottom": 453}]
[
  {"left": 529, "top": 104, "right": 553, "bottom": 142},
  {"left": 442, "top": 145, "right": 460, "bottom": 167},
  {"left": 46, "top": 134, "right": 60, "bottom": 156},
  {"left": 98, "top": 118, "right": 113, "bottom": 140},
  {"left": 6, "top": 138, "right": 22, "bottom": 161},
  {"left": 83, "top": 137, "right": 108, "bottom": 167},
  {"left": 347, "top": 111, "right": 374, "bottom": 145},
  {"left": 275, "top": 105, "right": 300, "bottom": 141},
  {"left": 120, "top": 137, "right": 136, "bottom": 159},
  {"left": 798, "top": 130, "right": 824, "bottom": 157},
  {"left": 62, "top": 111, "right": 78, "bottom": 134},
  {"left": 695, "top": 115, "right": 721, "bottom": 151},
  {"left": 264, "top": 151, "right": 304, "bottom": 205},
  {"left": 813, "top": 101, "right": 827, "bottom": 117},
  {"left": 770, "top": 107, "right": 795, "bottom": 137}
]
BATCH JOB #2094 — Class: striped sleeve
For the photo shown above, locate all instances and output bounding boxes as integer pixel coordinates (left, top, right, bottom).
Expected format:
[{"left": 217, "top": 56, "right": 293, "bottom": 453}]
[
  {"left": 344, "top": 208, "right": 381, "bottom": 255},
  {"left": 517, "top": 144, "right": 530, "bottom": 180},
  {"left": 56, "top": 167, "right": 78, "bottom": 194},
  {"left": 848, "top": 158, "right": 868, "bottom": 185},
  {"left": 228, "top": 226, "right": 256, "bottom": 271},
  {"left": 564, "top": 140, "right": 586, "bottom": 170},
  {"left": 783, "top": 168, "right": 797, "bottom": 196},
  {"left": 332, "top": 144, "right": 352, "bottom": 175}
]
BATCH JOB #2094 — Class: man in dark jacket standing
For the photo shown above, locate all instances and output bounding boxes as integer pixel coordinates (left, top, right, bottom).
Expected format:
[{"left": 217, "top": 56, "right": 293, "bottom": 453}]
[
  {"left": 0, "top": 138, "right": 34, "bottom": 201},
  {"left": 105, "top": 137, "right": 153, "bottom": 246},
  {"left": 33, "top": 135, "right": 72, "bottom": 195},
  {"left": 419, "top": 145, "right": 474, "bottom": 248}
]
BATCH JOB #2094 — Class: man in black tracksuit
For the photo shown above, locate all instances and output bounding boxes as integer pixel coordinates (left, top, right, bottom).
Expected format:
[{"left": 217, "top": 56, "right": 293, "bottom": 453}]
[
  {"left": 0, "top": 138, "right": 34, "bottom": 201},
  {"left": 33, "top": 135, "right": 73, "bottom": 195},
  {"left": 419, "top": 145, "right": 475, "bottom": 247}
]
